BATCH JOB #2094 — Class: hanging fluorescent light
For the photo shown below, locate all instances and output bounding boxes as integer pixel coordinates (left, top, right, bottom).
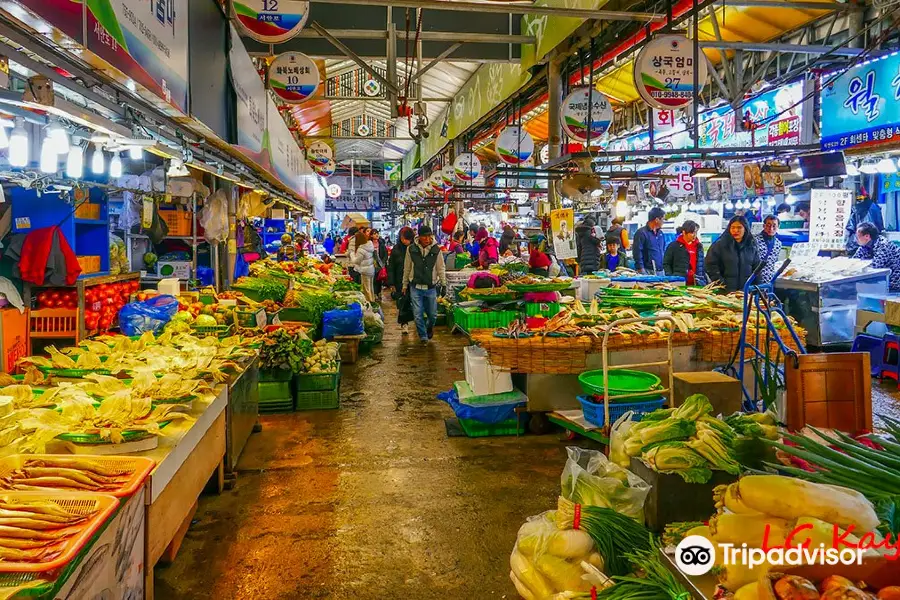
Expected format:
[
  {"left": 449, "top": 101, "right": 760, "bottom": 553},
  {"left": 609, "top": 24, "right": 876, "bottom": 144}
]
[
  {"left": 786, "top": 194, "right": 797, "bottom": 206},
  {"left": 46, "top": 123, "right": 69, "bottom": 155},
  {"left": 8, "top": 119, "right": 28, "bottom": 168},
  {"left": 109, "top": 152, "right": 122, "bottom": 178},
  {"left": 91, "top": 144, "right": 105, "bottom": 175},
  {"left": 845, "top": 162, "right": 860, "bottom": 176},
  {"left": 39, "top": 134, "right": 57, "bottom": 174},
  {"left": 690, "top": 166, "right": 718, "bottom": 178},
  {"left": 725, "top": 200, "right": 735, "bottom": 210},
  {"left": 128, "top": 145, "right": 143, "bottom": 160},
  {"left": 876, "top": 157, "right": 896, "bottom": 174},
  {"left": 859, "top": 160, "right": 879, "bottom": 174},
  {"left": 766, "top": 197, "right": 776, "bottom": 207},
  {"left": 0, "top": 122, "right": 10, "bottom": 151},
  {"left": 66, "top": 142, "right": 84, "bottom": 179},
  {"left": 708, "top": 172, "right": 730, "bottom": 181}
]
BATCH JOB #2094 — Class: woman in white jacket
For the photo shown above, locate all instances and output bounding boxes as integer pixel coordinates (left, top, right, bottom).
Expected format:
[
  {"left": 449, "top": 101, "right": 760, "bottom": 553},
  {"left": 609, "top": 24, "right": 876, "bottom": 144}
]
[{"left": 352, "top": 230, "right": 377, "bottom": 301}]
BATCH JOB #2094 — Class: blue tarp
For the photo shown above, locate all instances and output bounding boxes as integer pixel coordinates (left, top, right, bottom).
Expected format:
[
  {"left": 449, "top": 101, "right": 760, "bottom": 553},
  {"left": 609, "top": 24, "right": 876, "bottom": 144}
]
[{"left": 437, "top": 389, "right": 526, "bottom": 424}]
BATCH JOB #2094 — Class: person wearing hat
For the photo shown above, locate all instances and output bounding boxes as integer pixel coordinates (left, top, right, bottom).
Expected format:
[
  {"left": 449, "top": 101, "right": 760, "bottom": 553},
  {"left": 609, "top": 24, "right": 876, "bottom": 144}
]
[
  {"left": 277, "top": 233, "right": 296, "bottom": 261},
  {"left": 528, "top": 234, "right": 552, "bottom": 276},
  {"left": 402, "top": 225, "right": 447, "bottom": 343}
]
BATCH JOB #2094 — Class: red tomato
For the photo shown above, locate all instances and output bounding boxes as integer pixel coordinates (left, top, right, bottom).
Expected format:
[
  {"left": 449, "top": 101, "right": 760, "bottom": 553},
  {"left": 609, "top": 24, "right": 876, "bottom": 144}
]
[{"left": 49, "top": 291, "right": 60, "bottom": 301}]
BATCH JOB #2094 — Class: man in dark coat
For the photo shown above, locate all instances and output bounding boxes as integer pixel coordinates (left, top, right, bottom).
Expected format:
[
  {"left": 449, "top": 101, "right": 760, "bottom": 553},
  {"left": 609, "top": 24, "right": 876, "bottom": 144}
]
[
  {"left": 387, "top": 226, "right": 415, "bottom": 333},
  {"left": 754, "top": 215, "right": 783, "bottom": 284},
  {"left": 575, "top": 217, "right": 603, "bottom": 275},
  {"left": 705, "top": 215, "right": 760, "bottom": 292},
  {"left": 663, "top": 219, "right": 706, "bottom": 285},
  {"left": 845, "top": 193, "right": 884, "bottom": 254},
  {"left": 632, "top": 207, "right": 666, "bottom": 274}
]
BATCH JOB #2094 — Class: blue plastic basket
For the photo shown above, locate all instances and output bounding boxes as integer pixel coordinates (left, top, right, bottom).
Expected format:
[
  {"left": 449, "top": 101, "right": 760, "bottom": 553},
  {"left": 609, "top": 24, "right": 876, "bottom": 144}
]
[{"left": 577, "top": 395, "right": 666, "bottom": 428}]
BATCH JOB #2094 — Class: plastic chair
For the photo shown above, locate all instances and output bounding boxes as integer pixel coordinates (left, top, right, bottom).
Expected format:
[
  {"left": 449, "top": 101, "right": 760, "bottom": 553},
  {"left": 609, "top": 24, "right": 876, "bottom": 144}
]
[
  {"left": 881, "top": 332, "right": 900, "bottom": 381},
  {"left": 851, "top": 333, "right": 884, "bottom": 377}
]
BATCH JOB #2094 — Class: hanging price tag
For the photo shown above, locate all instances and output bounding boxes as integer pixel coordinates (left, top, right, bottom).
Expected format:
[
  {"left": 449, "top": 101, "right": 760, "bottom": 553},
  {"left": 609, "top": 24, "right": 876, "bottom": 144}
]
[{"left": 141, "top": 197, "right": 154, "bottom": 229}]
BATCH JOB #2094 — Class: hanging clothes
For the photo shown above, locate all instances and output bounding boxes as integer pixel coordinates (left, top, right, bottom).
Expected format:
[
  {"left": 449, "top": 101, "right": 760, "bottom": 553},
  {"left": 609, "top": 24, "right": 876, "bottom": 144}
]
[{"left": 6, "top": 226, "right": 81, "bottom": 286}]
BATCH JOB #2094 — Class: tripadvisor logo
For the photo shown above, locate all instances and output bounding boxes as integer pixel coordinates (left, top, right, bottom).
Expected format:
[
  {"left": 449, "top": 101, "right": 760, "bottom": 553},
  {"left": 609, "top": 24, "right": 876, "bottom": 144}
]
[{"left": 675, "top": 532, "right": 870, "bottom": 577}]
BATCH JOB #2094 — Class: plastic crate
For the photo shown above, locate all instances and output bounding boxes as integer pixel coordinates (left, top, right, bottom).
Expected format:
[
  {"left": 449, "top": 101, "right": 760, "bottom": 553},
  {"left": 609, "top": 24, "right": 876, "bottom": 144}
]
[
  {"left": 230, "top": 286, "right": 265, "bottom": 302},
  {"left": 159, "top": 209, "right": 192, "bottom": 236},
  {"left": 190, "top": 324, "right": 233, "bottom": 339},
  {"left": 577, "top": 395, "right": 666, "bottom": 428},
  {"left": 294, "top": 388, "right": 339, "bottom": 411},
  {"left": 259, "top": 380, "right": 292, "bottom": 401},
  {"left": 458, "top": 416, "right": 525, "bottom": 437},
  {"left": 523, "top": 301, "right": 561, "bottom": 317},
  {"left": 76, "top": 255, "right": 101, "bottom": 274},
  {"left": 29, "top": 308, "right": 77, "bottom": 338},
  {"left": 74, "top": 203, "right": 100, "bottom": 220},
  {"left": 260, "top": 368, "right": 293, "bottom": 382},
  {"left": 258, "top": 398, "right": 294, "bottom": 414},
  {"left": 295, "top": 369, "right": 340, "bottom": 392},
  {"left": 452, "top": 306, "right": 519, "bottom": 332}
]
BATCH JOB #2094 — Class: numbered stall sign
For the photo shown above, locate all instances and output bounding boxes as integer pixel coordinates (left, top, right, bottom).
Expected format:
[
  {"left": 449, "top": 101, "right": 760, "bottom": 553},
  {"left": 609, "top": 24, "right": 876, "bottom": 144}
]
[
  {"left": 233, "top": 0, "right": 310, "bottom": 44},
  {"left": 314, "top": 157, "right": 335, "bottom": 177},
  {"left": 268, "top": 52, "right": 319, "bottom": 104},
  {"left": 441, "top": 165, "right": 455, "bottom": 191},
  {"left": 560, "top": 87, "right": 613, "bottom": 143},
  {"left": 453, "top": 153, "right": 482, "bottom": 182},
  {"left": 495, "top": 125, "right": 534, "bottom": 165},
  {"left": 663, "top": 163, "right": 695, "bottom": 198},
  {"left": 306, "top": 141, "right": 332, "bottom": 168},
  {"left": 634, "top": 35, "right": 708, "bottom": 110}
]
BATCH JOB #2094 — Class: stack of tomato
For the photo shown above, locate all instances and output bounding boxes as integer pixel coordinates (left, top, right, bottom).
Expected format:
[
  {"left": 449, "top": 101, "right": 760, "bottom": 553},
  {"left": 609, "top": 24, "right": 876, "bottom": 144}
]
[
  {"left": 84, "top": 280, "right": 140, "bottom": 332},
  {"left": 35, "top": 289, "right": 78, "bottom": 310}
]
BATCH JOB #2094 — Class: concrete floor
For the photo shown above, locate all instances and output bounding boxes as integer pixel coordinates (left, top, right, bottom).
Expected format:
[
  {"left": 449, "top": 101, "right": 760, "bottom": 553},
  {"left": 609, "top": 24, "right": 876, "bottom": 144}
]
[{"left": 154, "top": 318, "right": 575, "bottom": 599}]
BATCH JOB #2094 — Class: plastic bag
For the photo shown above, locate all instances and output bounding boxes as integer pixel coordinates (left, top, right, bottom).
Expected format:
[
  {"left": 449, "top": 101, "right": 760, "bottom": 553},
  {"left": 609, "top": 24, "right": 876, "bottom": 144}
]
[
  {"left": 118, "top": 295, "right": 179, "bottom": 336},
  {"left": 609, "top": 411, "right": 637, "bottom": 469},
  {"left": 200, "top": 189, "right": 229, "bottom": 243},
  {"left": 510, "top": 511, "right": 603, "bottom": 600},
  {"left": 561, "top": 446, "right": 650, "bottom": 522},
  {"left": 322, "top": 303, "right": 364, "bottom": 338},
  {"left": 437, "top": 388, "right": 524, "bottom": 424}
]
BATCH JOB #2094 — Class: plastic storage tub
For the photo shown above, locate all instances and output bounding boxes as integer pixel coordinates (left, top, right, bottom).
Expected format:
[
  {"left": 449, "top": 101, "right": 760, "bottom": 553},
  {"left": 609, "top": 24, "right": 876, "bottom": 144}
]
[{"left": 464, "top": 346, "right": 513, "bottom": 396}]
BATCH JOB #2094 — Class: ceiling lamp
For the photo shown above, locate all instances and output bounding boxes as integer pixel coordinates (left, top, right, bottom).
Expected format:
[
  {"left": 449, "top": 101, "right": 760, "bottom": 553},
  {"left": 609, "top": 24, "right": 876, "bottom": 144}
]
[
  {"left": 767, "top": 197, "right": 776, "bottom": 207},
  {"left": 708, "top": 171, "right": 730, "bottom": 181},
  {"left": 66, "top": 141, "right": 83, "bottom": 179},
  {"left": 8, "top": 119, "right": 28, "bottom": 168},
  {"left": 39, "top": 133, "right": 57, "bottom": 174},
  {"left": 46, "top": 122, "right": 69, "bottom": 155},
  {"left": 845, "top": 162, "right": 860, "bottom": 176},
  {"left": 109, "top": 152, "right": 123, "bottom": 178},
  {"left": 690, "top": 166, "right": 718, "bottom": 178},
  {"left": 752, "top": 198, "right": 762, "bottom": 209},
  {"left": 786, "top": 194, "right": 797, "bottom": 206},
  {"left": 859, "top": 160, "right": 878, "bottom": 174},
  {"left": 876, "top": 157, "right": 896, "bottom": 174},
  {"left": 167, "top": 157, "right": 190, "bottom": 177},
  {"left": 725, "top": 200, "right": 735, "bottom": 210},
  {"left": 91, "top": 143, "right": 105, "bottom": 175},
  {"left": 128, "top": 145, "right": 143, "bottom": 160}
]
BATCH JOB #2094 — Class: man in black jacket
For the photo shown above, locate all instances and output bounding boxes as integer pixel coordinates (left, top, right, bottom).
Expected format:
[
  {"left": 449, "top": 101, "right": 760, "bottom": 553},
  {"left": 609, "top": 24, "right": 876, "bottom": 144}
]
[{"left": 387, "top": 227, "right": 415, "bottom": 334}]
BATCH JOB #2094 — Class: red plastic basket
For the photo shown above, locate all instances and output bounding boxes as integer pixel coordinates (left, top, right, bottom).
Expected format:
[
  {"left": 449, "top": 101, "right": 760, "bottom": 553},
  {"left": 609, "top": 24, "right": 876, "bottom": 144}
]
[{"left": 0, "top": 455, "right": 154, "bottom": 498}]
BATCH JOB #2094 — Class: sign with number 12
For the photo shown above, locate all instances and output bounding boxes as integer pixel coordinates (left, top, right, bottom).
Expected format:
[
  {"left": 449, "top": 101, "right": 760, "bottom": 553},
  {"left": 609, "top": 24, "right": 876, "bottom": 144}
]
[{"left": 232, "top": 0, "right": 310, "bottom": 43}]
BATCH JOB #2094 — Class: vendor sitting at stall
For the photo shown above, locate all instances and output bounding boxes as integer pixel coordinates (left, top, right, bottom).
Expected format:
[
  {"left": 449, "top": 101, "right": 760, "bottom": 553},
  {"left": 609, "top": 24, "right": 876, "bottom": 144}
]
[
  {"left": 853, "top": 222, "right": 900, "bottom": 292},
  {"left": 754, "top": 215, "right": 783, "bottom": 284},
  {"left": 663, "top": 220, "right": 705, "bottom": 285},
  {"left": 527, "top": 235, "right": 552, "bottom": 276},
  {"left": 277, "top": 234, "right": 297, "bottom": 261},
  {"left": 598, "top": 235, "right": 630, "bottom": 271}
]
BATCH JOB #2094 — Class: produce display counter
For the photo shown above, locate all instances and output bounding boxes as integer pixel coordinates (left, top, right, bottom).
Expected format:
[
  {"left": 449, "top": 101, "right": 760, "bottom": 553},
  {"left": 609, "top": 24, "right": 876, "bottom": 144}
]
[
  {"left": 225, "top": 357, "right": 259, "bottom": 472},
  {"left": 133, "top": 385, "right": 228, "bottom": 598},
  {"left": 775, "top": 269, "right": 889, "bottom": 347}
]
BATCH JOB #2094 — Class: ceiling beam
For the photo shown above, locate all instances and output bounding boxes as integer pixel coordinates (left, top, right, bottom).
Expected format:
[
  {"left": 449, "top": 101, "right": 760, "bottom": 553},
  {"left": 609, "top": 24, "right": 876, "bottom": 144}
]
[
  {"left": 291, "top": 29, "right": 534, "bottom": 44},
  {"left": 309, "top": 0, "right": 664, "bottom": 21},
  {"left": 410, "top": 43, "right": 463, "bottom": 83},
  {"left": 309, "top": 22, "right": 400, "bottom": 94},
  {"left": 309, "top": 96, "right": 453, "bottom": 102},
  {"left": 719, "top": 0, "right": 859, "bottom": 9},
  {"left": 698, "top": 40, "right": 866, "bottom": 56}
]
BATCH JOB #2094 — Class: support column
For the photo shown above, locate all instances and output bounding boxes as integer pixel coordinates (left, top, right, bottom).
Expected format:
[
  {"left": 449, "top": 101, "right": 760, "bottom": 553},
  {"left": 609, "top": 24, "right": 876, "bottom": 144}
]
[{"left": 547, "top": 57, "right": 563, "bottom": 209}]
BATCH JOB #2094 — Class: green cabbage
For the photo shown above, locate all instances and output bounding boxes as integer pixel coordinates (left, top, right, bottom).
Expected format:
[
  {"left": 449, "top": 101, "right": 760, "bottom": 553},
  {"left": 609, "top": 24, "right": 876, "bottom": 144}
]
[
  {"left": 642, "top": 441, "right": 712, "bottom": 483},
  {"left": 671, "top": 394, "right": 713, "bottom": 421},
  {"left": 637, "top": 418, "right": 696, "bottom": 446}
]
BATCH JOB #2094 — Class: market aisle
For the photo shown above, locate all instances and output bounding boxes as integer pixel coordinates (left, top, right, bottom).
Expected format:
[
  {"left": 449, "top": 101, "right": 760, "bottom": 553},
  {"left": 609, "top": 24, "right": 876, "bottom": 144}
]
[{"left": 154, "top": 307, "right": 570, "bottom": 599}]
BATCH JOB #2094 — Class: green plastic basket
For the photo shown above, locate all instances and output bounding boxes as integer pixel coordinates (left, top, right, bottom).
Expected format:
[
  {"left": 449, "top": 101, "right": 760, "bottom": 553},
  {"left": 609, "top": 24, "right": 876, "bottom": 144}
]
[
  {"left": 507, "top": 282, "right": 573, "bottom": 292},
  {"left": 294, "top": 369, "right": 340, "bottom": 392},
  {"left": 235, "top": 309, "right": 263, "bottom": 328},
  {"left": 523, "top": 301, "right": 561, "bottom": 317},
  {"left": 452, "top": 306, "right": 519, "bottom": 332},
  {"left": 260, "top": 368, "right": 293, "bottom": 382},
  {"left": 279, "top": 307, "right": 317, "bottom": 322},
  {"left": 58, "top": 420, "right": 171, "bottom": 443},
  {"left": 458, "top": 416, "right": 525, "bottom": 437},
  {"left": 259, "top": 380, "right": 292, "bottom": 401},
  {"left": 191, "top": 324, "right": 234, "bottom": 338},
  {"left": 577, "top": 369, "right": 662, "bottom": 397},
  {"left": 258, "top": 398, "right": 294, "bottom": 414},
  {"left": 230, "top": 285, "right": 265, "bottom": 302},
  {"left": 294, "top": 388, "right": 339, "bottom": 411},
  {"left": 460, "top": 290, "right": 517, "bottom": 303}
]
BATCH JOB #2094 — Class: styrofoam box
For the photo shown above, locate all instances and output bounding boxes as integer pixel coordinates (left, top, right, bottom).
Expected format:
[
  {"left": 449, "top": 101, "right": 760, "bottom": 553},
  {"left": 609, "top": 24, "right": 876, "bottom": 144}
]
[
  {"left": 578, "top": 277, "right": 610, "bottom": 301},
  {"left": 464, "top": 346, "right": 513, "bottom": 396},
  {"left": 157, "top": 261, "right": 191, "bottom": 279},
  {"left": 157, "top": 278, "right": 180, "bottom": 297}
]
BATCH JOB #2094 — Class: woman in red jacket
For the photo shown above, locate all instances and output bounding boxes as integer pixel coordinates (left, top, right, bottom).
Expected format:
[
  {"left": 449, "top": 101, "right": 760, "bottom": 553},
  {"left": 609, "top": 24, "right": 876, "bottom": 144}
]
[{"left": 528, "top": 235, "right": 552, "bottom": 276}]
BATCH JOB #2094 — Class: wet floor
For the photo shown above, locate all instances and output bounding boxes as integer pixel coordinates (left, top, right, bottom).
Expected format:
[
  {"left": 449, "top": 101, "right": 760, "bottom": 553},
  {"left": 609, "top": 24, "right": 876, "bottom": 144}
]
[{"left": 154, "top": 312, "right": 575, "bottom": 599}]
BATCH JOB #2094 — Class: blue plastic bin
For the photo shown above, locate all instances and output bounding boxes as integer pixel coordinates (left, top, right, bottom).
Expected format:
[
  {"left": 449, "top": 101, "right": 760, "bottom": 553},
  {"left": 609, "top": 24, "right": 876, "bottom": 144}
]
[{"left": 577, "top": 395, "right": 666, "bottom": 428}]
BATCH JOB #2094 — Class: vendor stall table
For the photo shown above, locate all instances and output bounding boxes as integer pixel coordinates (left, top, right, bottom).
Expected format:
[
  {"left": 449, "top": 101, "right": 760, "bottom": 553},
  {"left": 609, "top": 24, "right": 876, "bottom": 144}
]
[
  {"left": 547, "top": 411, "right": 609, "bottom": 444},
  {"left": 775, "top": 269, "right": 889, "bottom": 347},
  {"left": 226, "top": 358, "right": 259, "bottom": 472}
]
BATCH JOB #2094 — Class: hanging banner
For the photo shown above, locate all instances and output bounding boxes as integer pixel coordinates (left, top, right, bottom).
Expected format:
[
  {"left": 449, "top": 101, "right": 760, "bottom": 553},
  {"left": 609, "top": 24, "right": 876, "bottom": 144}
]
[
  {"left": 441, "top": 165, "right": 455, "bottom": 191},
  {"left": 496, "top": 125, "right": 535, "bottom": 165},
  {"left": 661, "top": 163, "right": 695, "bottom": 199},
  {"left": 428, "top": 172, "right": 443, "bottom": 193},
  {"left": 267, "top": 99, "right": 304, "bottom": 190},
  {"left": 86, "top": 0, "right": 190, "bottom": 113},
  {"left": 550, "top": 208, "right": 577, "bottom": 260},
  {"left": 229, "top": 26, "right": 266, "bottom": 158},
  {"left": 521, "top": 0, "right": 605, "bottom": 70},
  {"left": 383, "top": 162, "right": 400, "bottom": 182},
  {"left": 652, "top": 109, "right": 679, "bottom": 132},
  {"left": 560, "top": 87, "right": 613, "bottom": 143},
  {"left": 810, "top": 188, "right": 852, "bottom": 250},
  {"left": 306, "top": 141, "right": 333, "bottom": 167},
  {"left": 820, "top": 50, "right": 900, "bottom": 151},
  {"left": 268, "top": 52, "right": 319, "bottom": 103},
  {"left": 633, "top": 35, "right": 707, "bottom": 111},
  {"left": 14, "top": 0, "right": 83, "bottom": 43},
  {"left": 447, "top": 64, "right": 531, "bottom": 139},
  {"left": 232, "top": 0, "right": 310, "bottom": 43},
  {"left": 453, "top": 153, "right": 482, "bottom": 182},
  {"left": 315, "top": 157, "right": 336, "bottom": 177},
  {"left": 698, "top": 81, "right": 807, "bottom": 149}
]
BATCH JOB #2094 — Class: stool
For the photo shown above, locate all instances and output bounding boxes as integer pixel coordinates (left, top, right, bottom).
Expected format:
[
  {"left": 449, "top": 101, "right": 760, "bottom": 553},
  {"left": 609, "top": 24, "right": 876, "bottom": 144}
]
[
  {"left": 881, "top": 332, "right": 900, "bottom": 381},
  {"left": 851, "top": 333, "right": 884, "bottom": 377}
]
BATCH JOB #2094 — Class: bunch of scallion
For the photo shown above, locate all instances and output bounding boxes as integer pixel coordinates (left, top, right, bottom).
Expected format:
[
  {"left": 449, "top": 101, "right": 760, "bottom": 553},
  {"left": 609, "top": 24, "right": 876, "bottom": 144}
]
[
  {"left": 555, "top": 496, "right": 652, "bottom": 577},
  {"left": 594, "top": 543, "right": 692, "bottom": 600}
]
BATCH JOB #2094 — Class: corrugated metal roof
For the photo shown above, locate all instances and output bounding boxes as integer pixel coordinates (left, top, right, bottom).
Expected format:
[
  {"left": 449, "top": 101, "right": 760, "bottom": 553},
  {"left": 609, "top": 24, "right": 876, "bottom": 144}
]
[{"left": 323, "top": 58, "right": 479, "bottom": 160}]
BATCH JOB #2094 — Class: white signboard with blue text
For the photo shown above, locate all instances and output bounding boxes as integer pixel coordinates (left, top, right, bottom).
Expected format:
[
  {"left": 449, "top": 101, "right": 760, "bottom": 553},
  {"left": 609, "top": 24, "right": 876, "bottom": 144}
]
[{"left": 821, "top": 51, "right": 900, "bottom": 151}]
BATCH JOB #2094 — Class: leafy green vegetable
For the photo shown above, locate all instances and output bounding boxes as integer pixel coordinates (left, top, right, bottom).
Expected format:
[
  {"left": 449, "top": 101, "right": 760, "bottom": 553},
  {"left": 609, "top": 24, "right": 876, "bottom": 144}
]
[
  {"left": 233, "top": 276, "right": 288, "bottom": 302},
  {"left": 671, "top": 394, "right": 713, "bottom": 420},
  {"left": 332, "top": 279, "right": 361, "bottom": 291},
  {"left": 637, "top": 419, "right": 696, "bottom": 446},
  {"left": 259, "top": 328, "right": 313, "bottom": 374},
  {"left": 642, "top": 441, "right": 712, "bottom": 483}
]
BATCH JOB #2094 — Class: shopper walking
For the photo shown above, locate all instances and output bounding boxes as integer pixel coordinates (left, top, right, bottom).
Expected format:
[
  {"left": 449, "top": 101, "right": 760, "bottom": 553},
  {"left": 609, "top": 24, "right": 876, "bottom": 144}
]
[
  {"left": 477, "top": 228, "right": 499, "bottom": 268},
  {"left": 754, "top": 215, "right": 783, "bottom": 284},
  {"left": 323, "top": 233, "right": 335, "bottom": 255},
  {"left": 353, "top": 229, "right": 377, "bottom": 302},
  {"left": 663, "top": 220, "right": 706, "bottom": 285},
  {"left": 402, "top": 226, "right": 447, "bottom": 343},
  {"left": 370, "top": 229, "right": 388, "bottom": 298},
  {"left": 632, "top": 207, "right": 666, "bottom": 274},
  {"left": 853, "top": 222, "right": 900, "bottom": 292},
  {"left": 575, "top": 217, "right": 603, "bottom": 275},
  {"left": 705, "top": 215, "right": 760, "bottom": 292},
  {"left": 388, "top": 227, "right": 415, "bottom": 334}
]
